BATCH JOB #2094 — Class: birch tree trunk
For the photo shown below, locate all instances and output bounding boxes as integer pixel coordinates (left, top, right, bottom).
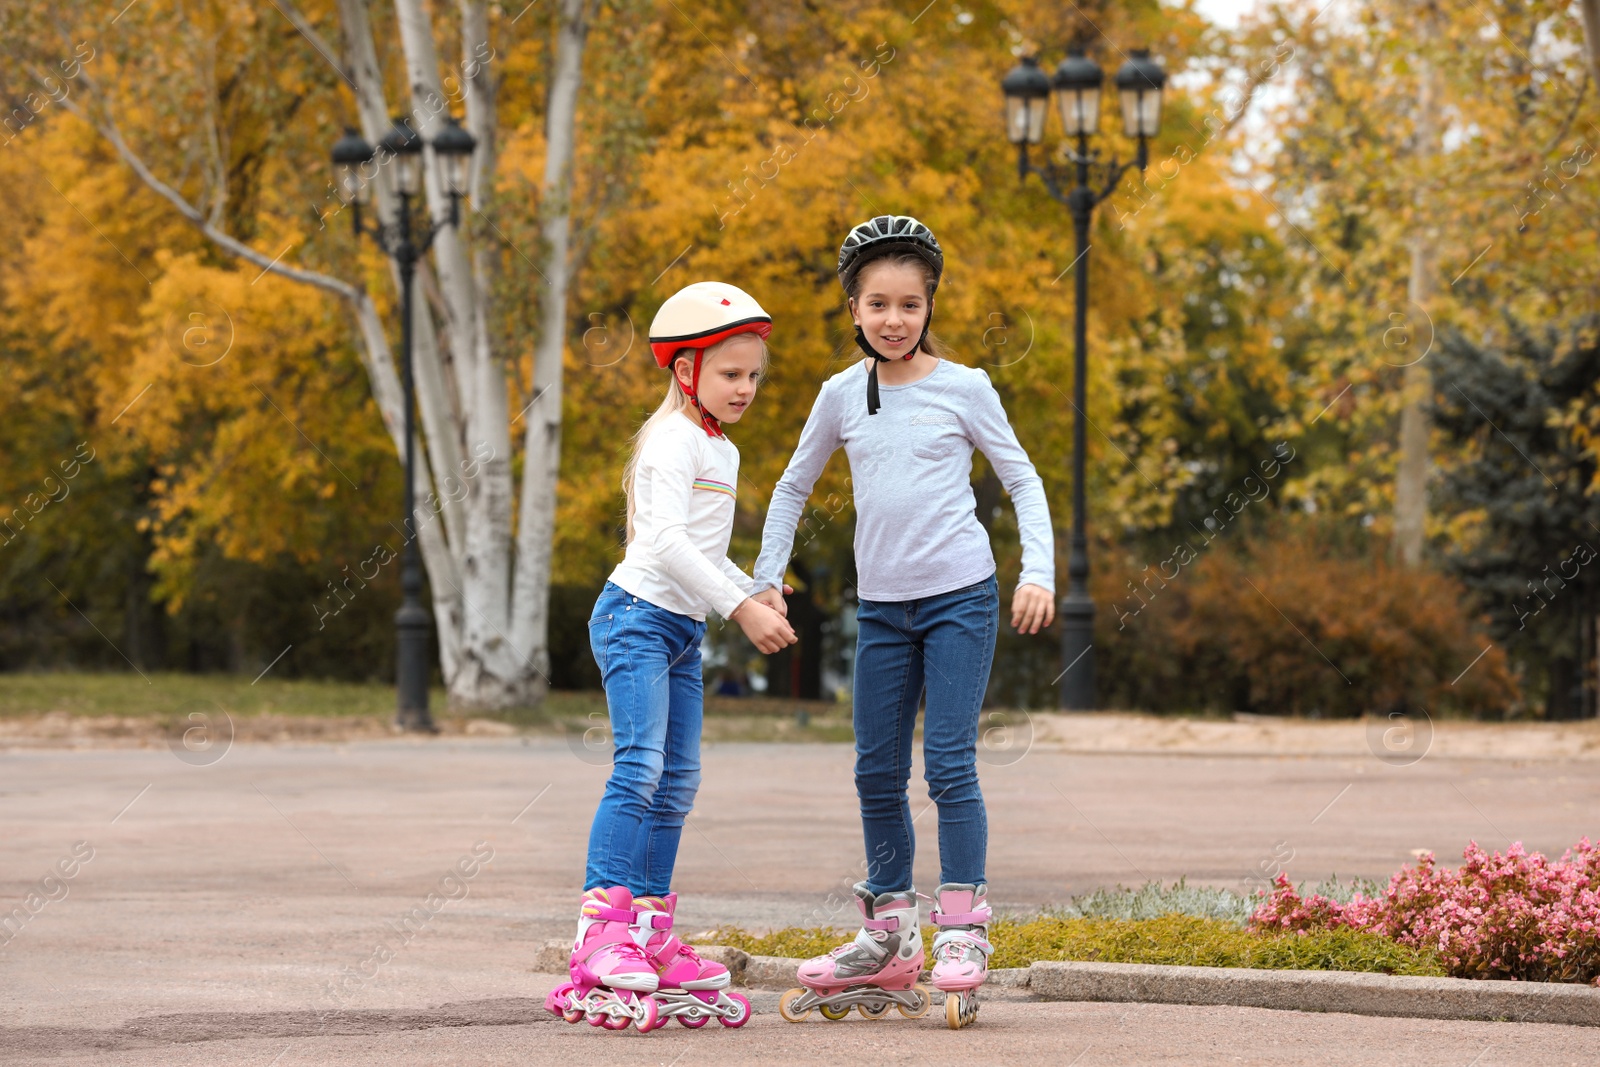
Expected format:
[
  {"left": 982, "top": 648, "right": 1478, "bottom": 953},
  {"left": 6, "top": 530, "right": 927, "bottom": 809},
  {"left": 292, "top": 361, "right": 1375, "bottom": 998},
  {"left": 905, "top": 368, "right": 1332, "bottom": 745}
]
[
  {"left": 1393, "top": 3, "right": 1438, "bottom": 568},
  {"left": 507, "top": 0, "right": 602, "bottom": 702},
  {"left": 446, "top": 0, "right": 532, "bottom": 708},
  {"left": 32, "top": 0, "right": 595, "bottom": 710},
  {"left": 391, "top": 0, "right": 524, "bottom": 709},
  {"left": 335, "top": 0, "right": 469, "bottom": 676},
  {"left": 1580, "top": 0, "right": 1600, "bottom": 93}
]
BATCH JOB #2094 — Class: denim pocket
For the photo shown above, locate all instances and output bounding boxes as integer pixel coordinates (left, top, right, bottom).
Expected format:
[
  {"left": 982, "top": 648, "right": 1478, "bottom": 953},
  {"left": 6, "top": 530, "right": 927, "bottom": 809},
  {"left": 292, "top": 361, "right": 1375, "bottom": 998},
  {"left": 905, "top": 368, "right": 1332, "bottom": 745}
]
[{"left": 588, "top": 614, "right": 614, "bottom": 675}]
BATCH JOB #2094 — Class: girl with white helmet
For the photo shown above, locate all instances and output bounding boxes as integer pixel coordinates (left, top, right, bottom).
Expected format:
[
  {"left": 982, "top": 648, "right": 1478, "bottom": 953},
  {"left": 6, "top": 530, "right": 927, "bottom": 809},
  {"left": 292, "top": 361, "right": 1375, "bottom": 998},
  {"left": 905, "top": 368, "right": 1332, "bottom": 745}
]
[
  {"left": 546, "top": 281, "right": 797, "bottom": 1033},
  {"left": 752, "top": 216, "right": 1056, "bottom": 1029}
]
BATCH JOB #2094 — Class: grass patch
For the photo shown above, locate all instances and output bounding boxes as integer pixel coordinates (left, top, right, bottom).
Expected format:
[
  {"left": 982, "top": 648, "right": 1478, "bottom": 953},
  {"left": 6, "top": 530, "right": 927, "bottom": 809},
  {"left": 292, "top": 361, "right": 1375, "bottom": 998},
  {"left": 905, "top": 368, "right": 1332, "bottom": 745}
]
[
  {"left": 703, "top": 915, "right": 1445, "bottom": 977},
  {"left": 1051, "top": 878, "right": 1258, "bottom": 925},
  {"left": 0, "top": 672, "right": 856, "bottom": 743},
  {"left": 987, "top": 914, "right": 1445, "bottom": 975},
  {"left": 0, "top": 671, "right": 436, "bottom": 719},
  {"left": 1045, "top": 877, "right": 1388, "bottom": 926}
]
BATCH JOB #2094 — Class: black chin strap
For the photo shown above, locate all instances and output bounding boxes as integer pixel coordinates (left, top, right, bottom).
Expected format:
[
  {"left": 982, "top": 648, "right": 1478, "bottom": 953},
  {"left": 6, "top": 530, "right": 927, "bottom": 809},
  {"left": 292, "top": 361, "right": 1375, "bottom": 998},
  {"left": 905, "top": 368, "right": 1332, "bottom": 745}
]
[{"left": 854, "top": 321, "right": 932, "bottom": 416}]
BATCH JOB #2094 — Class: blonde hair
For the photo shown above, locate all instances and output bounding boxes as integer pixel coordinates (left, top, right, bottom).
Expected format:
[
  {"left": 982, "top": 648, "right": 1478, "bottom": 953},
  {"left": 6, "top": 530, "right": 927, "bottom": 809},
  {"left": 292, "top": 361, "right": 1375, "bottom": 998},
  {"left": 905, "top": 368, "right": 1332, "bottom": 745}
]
[
  {"left": 622, "top": 333, "right": 769, "bottom": 543},
  {"left": 842, "top": 252, "right": 955, "bottom": 360}
]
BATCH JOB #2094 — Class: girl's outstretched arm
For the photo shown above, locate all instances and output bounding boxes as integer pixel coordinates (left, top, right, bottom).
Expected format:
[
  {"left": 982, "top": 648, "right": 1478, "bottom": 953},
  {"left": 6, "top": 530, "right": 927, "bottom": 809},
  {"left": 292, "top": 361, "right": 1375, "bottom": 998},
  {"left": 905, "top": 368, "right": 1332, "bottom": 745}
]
[
  {"left": 752, "top": 378, "right": 845, "bottom": 593},
  {"left": 965, "top": 371, "right": 1056, "bottom": 602}
]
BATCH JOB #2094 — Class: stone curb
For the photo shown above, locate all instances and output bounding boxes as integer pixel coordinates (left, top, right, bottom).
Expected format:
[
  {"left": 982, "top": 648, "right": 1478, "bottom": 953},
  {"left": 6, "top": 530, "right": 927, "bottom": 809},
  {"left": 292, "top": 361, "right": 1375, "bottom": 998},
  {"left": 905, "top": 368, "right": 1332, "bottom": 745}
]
[
  {"left": 533, "top": 940, "right": 570, "bottom": 975},
  {"left": 736, "top": 954, "right": 1600, "bottom": 1027},
  {"left": 741, "top": 955, "right": 798, "bottom": 989},
  {"left": 1029, "top": 961, "right": 1600, "bottom": 1028}
]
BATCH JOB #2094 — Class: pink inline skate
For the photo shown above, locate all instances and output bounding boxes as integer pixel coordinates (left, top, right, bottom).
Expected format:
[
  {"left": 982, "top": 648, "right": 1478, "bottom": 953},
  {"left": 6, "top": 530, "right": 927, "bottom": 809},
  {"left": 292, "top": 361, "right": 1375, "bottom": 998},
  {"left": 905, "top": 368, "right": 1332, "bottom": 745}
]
[
  {"left": 779, "top": 882, "right": 930, "bottom": 1022},
  {"left": 545, "top": 887, "right": 662, "bottom": 1032},
  {"left": 929, "top": 882, "right": 993, "bottom": 1029},
  {"left": 633, "top": 893, "right": 751, "bottom": 1028}
]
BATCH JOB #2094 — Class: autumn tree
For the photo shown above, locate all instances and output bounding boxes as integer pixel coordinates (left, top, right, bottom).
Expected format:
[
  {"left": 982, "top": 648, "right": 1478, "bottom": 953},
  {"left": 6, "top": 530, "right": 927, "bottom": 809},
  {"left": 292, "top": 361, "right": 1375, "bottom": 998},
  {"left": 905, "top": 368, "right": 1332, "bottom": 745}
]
[{"left": 0, "top": 0, "right": 631, "bottom": 709}]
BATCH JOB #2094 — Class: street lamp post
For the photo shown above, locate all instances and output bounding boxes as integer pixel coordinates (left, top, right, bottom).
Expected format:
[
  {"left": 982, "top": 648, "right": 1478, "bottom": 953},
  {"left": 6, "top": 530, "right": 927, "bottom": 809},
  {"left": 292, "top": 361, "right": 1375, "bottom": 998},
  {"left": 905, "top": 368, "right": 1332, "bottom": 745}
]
[
  {"left": 1001, "top": 48, "right": 1166, "bottom": 711},
  {"left": 331, "top": 115, "right": 475, "bottom": 731}
]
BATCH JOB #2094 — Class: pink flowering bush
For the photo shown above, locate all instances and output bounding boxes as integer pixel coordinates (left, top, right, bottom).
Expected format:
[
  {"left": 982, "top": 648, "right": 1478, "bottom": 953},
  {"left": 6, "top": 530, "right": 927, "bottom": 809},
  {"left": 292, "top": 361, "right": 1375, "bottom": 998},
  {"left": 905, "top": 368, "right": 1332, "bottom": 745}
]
[{"left": 1251, "top": 839, "right": 1600, "bottom": 984}]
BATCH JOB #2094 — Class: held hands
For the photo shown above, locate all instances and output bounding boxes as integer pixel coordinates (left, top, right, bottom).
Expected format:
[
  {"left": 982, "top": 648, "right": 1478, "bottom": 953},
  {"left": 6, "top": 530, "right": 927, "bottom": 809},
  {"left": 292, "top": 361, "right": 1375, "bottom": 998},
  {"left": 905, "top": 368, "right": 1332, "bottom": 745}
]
[
  {"left": 731, "top": 595, "right": 797, "bottom": 654},
  {"left": 749, "top": 584, "right": 793, "bottom": 617},
  {"left": 1010, "top": 583, "right": 1055, "bottom": 634}
]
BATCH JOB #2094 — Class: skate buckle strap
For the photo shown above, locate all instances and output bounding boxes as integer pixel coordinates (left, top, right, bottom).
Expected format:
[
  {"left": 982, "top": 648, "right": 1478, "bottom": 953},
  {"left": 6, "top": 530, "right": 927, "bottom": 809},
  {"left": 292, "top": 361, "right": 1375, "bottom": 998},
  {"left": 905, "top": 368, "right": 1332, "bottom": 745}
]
[
  {"left": 852, "top": 929, "right": 890, "bottom": 958},
  {"left": 648, "top": 934, "right": 684, "bottom": 962},
  {"left": 638, "top": 911, "right": 673, "bottom": 929},
  {"left": 861, "top": 916, "right": 898, "bottom": 931},
  {"left": 933, "top": 928, "right": 993, "bottom": 957},
  {"left": 586, "top": 905, "right": 636, "bottom": 923},
  {"left": 932, "top": 908, "right": 991, "bottom": 926}
]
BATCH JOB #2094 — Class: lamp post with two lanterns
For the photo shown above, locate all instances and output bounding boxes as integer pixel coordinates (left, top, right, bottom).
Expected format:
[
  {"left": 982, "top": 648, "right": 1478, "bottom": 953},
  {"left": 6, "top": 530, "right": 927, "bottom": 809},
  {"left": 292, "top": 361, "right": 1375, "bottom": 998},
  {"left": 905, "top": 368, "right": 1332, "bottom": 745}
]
[
  {"left": 330, "top": 114, "right": 476, "bottom": 731},
  {"left": 1000, "top": 47, "right": 1166, "bottom": 711}
]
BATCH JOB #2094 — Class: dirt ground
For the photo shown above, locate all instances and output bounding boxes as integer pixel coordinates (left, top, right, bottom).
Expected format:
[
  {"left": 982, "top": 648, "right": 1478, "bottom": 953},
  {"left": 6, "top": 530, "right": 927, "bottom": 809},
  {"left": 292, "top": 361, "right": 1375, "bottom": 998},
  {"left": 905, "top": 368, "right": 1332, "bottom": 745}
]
[{"left": 7, "top": 705, "right": 1598, "bottom": 760}]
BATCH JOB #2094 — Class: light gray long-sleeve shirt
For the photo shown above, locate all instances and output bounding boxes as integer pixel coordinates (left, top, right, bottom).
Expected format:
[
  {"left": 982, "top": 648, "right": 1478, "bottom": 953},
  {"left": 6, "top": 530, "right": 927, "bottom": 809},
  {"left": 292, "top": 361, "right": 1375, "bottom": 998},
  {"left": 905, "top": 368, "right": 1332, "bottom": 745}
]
[{"left": 752, "top": 358, "right": 1055, "bottom": 603}]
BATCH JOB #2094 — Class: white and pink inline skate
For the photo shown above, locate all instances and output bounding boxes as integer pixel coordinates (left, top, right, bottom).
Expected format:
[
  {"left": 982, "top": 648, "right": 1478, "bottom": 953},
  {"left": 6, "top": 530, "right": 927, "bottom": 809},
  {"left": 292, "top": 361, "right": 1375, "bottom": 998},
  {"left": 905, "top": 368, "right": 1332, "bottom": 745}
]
[
  {"left": 545, "top": 887, "right": 663, "bottom": 1032},
  {"left": 632, "top": 893, "right": 751, "bottom": 1028},
  {"left": 929, "top": 882, "right": 993, "bottom": 1029},
  {"left": 779, "top": 882, "right": 931, "bottom": 1022}
]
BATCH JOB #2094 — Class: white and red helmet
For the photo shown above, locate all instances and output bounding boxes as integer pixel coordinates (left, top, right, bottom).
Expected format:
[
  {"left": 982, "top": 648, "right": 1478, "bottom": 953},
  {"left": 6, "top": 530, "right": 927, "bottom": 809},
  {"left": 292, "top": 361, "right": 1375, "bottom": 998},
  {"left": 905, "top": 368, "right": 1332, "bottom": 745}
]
[{"left": 649, "top": 282, "right": 772, "bottom": 437}]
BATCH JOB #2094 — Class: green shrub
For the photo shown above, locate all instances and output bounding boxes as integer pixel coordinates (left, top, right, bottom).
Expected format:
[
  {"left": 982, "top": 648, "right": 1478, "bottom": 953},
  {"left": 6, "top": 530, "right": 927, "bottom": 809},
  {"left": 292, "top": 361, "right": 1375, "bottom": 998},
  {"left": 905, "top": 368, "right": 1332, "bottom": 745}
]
[{"left": 703, "top": 926, "right": 844, "bottom": 960}]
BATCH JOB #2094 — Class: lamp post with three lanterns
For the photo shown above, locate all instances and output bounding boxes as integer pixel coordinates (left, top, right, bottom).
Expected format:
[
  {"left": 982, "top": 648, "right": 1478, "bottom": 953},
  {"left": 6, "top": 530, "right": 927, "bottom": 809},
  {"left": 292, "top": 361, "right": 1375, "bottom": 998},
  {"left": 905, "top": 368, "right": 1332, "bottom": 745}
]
[
  {"left": 1000, "top": 47, "right": 1166, "bottom": 711},
  {"left": 330, "top": 114, "right": 476, "bottom": 731}
]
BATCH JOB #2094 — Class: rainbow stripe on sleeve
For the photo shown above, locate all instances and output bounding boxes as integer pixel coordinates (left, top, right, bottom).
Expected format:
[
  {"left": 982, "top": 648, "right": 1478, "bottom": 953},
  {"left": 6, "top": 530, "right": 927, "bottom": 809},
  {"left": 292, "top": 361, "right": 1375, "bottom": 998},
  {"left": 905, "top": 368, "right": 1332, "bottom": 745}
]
[{"left": 692, "top": 478, "right": 736, "bottom": 498}]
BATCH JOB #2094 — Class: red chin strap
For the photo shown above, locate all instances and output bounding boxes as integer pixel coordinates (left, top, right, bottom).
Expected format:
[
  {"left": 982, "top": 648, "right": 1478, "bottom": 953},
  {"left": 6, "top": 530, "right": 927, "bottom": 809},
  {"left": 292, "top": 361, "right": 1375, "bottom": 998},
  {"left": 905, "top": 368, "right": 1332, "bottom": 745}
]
[{"left": 679, "top": 350, "right": 725, "bottom": 438}]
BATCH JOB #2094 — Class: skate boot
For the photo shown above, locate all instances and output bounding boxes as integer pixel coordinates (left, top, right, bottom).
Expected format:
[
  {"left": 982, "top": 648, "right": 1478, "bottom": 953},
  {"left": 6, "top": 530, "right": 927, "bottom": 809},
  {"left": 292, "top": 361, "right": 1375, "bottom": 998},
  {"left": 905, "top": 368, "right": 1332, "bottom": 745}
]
[
  {"left": 545, "top": 886, "right": 662, "bottom": 1032},
  {"left": 779, "top": 882, "right": 930, "bottom": 1022},
  {"left": 633, "top": 893, "right": 752, "bottom": 1028},
  {"left": 929, "top": 882, "right": 993, "bottom": 1029}
]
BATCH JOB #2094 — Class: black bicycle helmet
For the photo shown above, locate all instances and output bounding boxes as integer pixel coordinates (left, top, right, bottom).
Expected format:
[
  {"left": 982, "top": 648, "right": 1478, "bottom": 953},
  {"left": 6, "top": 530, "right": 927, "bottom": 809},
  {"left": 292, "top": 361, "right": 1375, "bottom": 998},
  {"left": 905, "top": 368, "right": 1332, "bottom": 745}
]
[{"left": 837, "top": 215, "right": 944, "bottom": 415}]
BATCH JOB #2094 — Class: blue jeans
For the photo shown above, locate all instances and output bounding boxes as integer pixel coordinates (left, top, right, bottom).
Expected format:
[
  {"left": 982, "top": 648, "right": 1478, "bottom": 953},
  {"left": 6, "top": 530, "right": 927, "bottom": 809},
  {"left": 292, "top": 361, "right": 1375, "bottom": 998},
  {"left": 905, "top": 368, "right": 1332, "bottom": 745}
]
[
  {"left": 854, "top": 574, "right": 998, "bottom": 894},
  {"left": 583, "top": 582, "right": 707, "bottom": 895}
]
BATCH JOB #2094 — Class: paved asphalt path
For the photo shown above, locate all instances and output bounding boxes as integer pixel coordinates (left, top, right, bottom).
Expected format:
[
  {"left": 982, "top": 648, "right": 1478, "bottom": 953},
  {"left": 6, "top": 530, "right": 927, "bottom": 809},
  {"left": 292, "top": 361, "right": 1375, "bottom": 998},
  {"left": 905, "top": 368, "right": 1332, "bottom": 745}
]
[{"left": 2, "top": 738, "right": 1598, "bottom": 1064}]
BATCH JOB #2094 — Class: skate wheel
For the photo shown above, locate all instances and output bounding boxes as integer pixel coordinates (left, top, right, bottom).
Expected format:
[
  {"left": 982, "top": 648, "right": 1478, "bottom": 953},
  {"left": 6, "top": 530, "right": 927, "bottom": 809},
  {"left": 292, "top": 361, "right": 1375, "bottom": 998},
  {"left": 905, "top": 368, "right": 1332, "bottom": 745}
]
[
  {"left": 857, "top": 1001, "right": 891, "bottom": 1019},
  {"left": 678, "top": 1011, "right": 710, "bottom": 1028},
  {"left": 633, "top": 995, "right": 660, "bottom": 1033},
  {"left": 562, "top": 1007, "right": 584, "bottom": 1024},
  {"left": 945, "top": 990, "right": 979, "bottom": 1029},
  {"left": 719, "top": 992, "right": 752, "bottom": 1028},
  {"left": 896, "top": 985, "right": 932, "bottom": 1019},
  {"left": 778, "top": 987, "right": 812, "bottom": 1023},
  {"left": 819, "top": 1002, "right": 851, "bottom": 1021},
  {"left": 586, "top": 1011, "right": 607, "bottom": 1027}
]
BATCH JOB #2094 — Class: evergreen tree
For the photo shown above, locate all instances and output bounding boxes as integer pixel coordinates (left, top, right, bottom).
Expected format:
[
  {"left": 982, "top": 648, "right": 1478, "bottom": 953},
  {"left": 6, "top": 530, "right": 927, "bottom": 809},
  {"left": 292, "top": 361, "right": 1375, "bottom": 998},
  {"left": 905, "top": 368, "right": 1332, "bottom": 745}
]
[{"left": 1431, "top": 316, "right": 1600, "bottom": 719}]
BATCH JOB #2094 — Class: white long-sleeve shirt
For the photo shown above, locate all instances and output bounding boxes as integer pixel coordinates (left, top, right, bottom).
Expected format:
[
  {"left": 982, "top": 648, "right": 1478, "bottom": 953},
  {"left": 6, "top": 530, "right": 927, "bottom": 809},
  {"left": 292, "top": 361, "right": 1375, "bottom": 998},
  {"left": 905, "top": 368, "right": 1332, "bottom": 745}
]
[
  {"left": 608, "top": 412, "right": 755, "bottom": 621},
  {"left": 753, "top": 358, "right": 1055, "bottom": 602}
]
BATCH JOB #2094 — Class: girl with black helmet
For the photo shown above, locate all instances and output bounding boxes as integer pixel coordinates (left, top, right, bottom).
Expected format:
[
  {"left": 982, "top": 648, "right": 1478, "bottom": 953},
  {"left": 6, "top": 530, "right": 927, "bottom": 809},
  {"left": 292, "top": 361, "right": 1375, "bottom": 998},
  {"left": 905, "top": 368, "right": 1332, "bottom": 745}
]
[
  {"left": 548, "top": 281, "right": 796, "bottom": 1033},
  {"left": 752, "top": 216, "right": 1056, "bottom": 1029}
]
